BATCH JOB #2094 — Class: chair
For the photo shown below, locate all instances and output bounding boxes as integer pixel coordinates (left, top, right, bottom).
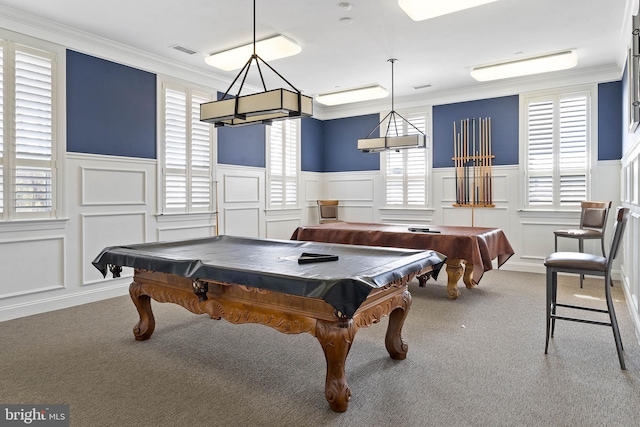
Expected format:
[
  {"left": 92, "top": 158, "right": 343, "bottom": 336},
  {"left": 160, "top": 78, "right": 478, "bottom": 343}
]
[
  {"left": 553, "top": 201, "right": 612, "bottom": 288},
  {"left": 544, "top": 207, "right": 630, "bottom": 370},
  {"left": 317, "top": 200, "right": 341, "bottom": 224}
]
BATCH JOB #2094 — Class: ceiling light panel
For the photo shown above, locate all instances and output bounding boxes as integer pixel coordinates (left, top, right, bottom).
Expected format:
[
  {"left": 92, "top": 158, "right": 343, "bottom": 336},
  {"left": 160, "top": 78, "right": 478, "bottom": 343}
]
[
  {"left": 205, "top": 34, "right": 301, "bottom": 71},
  {"left": 316, "top": 85, "right": 388, "bottom": 106},
  {"left": 470, "top": 50, "right": 578, "bottom": 82},
  {"left": 398, "top": 0, "right": 499, "bottom": 21}
]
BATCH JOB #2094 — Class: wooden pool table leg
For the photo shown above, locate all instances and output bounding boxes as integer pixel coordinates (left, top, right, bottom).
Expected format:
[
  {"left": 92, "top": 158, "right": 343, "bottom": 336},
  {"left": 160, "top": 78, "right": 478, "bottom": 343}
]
[
  {"left": 129, "top": 281, "right": 155, "bottom": 340},
  {"left": 462, "top": 262, "right": 477, "bottom": 289},
  {"left": 315, "top": 320, "right": 355, "bottom": 413},
  {"left": 384, "top": 290, "right": 411, "bottom": 360},
  {"left": 445, "top": 259, "right": 463, "bottom": 299}
]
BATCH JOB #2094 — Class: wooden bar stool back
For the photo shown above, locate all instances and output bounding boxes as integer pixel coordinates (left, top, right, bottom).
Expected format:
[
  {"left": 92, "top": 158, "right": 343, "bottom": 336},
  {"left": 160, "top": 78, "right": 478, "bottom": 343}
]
[{"left": 553, "top": 200, "right": 612, "bottom": 287}]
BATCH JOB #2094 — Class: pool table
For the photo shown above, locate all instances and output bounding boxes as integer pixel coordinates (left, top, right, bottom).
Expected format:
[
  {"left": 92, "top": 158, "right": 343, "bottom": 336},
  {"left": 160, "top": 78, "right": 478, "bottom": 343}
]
[
  {"left": 291, "top": 222, "right": 514, "bottom": 299},
  {"left": 93, "top": 235, "right": 444, "bottom": 412}
]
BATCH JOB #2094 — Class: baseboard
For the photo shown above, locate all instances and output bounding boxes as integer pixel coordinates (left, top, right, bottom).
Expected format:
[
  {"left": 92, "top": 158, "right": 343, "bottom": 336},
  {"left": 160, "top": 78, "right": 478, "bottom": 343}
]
[
  {"left": 620, "top": 270, "right": 640, "bottom": 347},
  {"left": 0, "top": 281, "right": 130, "bottom": 322}
]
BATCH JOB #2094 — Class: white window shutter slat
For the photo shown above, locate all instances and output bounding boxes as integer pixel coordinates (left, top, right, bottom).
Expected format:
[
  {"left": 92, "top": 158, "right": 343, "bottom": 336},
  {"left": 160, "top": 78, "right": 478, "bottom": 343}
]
[
  {"left": 269, "top": 119, "right": 298, "bottom": 208},
  {"left": 0, "top": 45, "right": 4, "bottom": 160},
  {"left": 14, "top": 48, "right": 53, "bottom": 214}
]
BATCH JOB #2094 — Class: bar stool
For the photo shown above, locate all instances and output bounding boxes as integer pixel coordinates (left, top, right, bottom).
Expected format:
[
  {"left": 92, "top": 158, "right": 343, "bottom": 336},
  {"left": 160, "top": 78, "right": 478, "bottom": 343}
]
[
  {"left": 544, "top": 207, "right": 630, "bottom": 370},
  {"left": 317, "top": 200, "right": 341, "bottom": 224}
]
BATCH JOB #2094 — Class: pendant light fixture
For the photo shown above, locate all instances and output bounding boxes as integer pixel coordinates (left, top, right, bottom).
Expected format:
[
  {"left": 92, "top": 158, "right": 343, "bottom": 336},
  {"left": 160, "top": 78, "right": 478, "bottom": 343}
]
[
  {"left": 200, "top": 0, "right": 313, "bottom": 127},
  {"left": 357, "top": 59, "right": 426, "bottom": 152}
]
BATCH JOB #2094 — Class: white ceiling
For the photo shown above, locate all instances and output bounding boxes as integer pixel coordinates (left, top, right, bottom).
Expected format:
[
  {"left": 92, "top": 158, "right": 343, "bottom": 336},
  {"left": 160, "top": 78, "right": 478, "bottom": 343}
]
[{"left": 0, "top": 0, "right": 631, "bottom": 109}]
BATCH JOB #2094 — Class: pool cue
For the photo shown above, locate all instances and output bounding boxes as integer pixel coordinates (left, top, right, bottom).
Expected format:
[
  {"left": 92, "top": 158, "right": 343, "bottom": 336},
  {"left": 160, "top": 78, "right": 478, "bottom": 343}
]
[
  {"left": 464, "top": 119, "right": 468, "bottom": 204},
  {"left": 214, "top": 180, "right": 219, "bottom": 235},
  {"left": 481, "top": 118, "right": 486, "bottom": 205},
  {"left": 472, "top": 118, "right": 476, "bottom": 206},
  {"left": 488, "top": 117, "right": 492, "bottom": 205},
  {"left": 453, "top": 121, "right": 458, "bottom": 204}
]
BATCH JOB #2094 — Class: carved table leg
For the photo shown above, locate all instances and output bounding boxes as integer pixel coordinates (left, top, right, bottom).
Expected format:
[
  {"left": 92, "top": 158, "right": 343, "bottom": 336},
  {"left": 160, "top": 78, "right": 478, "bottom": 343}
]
[
  {"left": 445, "top": 259, "right": 463, "bottom": 299},
  {"left": 129, "top": 282, "right": 155, "bottom": 341},
  {"left": 315, "top": 319, "right": 356, "bottom": 412},
  {"left": 385, "top": 290, "right": 412, "bottom": 360},
  {"left": 462, "top": 262, "right": 477, "bottom": 289}
]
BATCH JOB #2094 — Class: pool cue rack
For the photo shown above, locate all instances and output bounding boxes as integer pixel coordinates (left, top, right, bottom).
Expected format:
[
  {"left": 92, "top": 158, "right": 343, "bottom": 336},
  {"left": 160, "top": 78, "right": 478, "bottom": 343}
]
[{"left": 452, "top": 117, "right": 494, "bottom": 208}]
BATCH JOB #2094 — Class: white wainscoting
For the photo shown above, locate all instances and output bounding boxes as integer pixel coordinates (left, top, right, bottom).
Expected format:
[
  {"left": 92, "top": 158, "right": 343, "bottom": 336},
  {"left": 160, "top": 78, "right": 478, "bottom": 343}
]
[
  {"left": 0, "top": 236, "right": 65, "bottom": 298},
  {"left": 0, "top": 153, "right": 159, "bottom": 321},
  {"left": 81, "top": 212, "right": 147, "bottom": 285},
  {"left": 81, "top": 167, "right": 147, "bottom": 206},
  {"left": 217, "top": 164, "right": 265, "bottom": 238},
  {"left": 1, "top": 155, "right": 634, "bottom": 346},
  {"left": 621, "top": 133, "right": 640, "bottom": 343}
]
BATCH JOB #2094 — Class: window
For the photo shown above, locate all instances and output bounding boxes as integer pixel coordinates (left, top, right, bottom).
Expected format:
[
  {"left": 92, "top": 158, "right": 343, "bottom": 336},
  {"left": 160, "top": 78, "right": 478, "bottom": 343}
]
[
  {"left": 161, "top": 83, "right": 214, "bottom": 213},
  {"left": 0, "top": 38, "right": 59, "bottom": 220},
  {"left": 522, "top": 89, "right": 592, "bottom": 208},
  {"left": 267, "top": 119, "right": 299, "bottom": 208},
  {"left": 383, "top": 111, "right": 428, "bottom": 206}
]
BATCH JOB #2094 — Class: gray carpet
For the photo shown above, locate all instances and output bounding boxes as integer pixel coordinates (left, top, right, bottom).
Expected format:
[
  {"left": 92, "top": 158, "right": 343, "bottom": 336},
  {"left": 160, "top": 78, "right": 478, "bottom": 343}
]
[{"left": 1, "top": 270, "right": 639, "bottom": 426}]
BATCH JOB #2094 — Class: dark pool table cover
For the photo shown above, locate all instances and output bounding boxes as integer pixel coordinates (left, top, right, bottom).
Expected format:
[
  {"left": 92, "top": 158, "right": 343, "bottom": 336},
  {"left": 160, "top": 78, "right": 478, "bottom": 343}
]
[{"left": 92, "top": 235, "right": 445, "bottom": 317}]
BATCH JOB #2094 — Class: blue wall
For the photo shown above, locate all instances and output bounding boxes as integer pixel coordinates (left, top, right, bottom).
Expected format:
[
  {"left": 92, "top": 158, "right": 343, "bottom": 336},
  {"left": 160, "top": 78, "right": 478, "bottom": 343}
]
[
  {"left": 65, "top": 52, "right": 623, "bottom": 169},
  {"left": 215, "top": 91, "right": 266, "bottom": 167},
  {"left": 432, "top": 96, "right": 520, "bottom": 168},
  {"left": 322, "top": 114, "right": 381, "bottom": 172},
  {"left": 66, "top": 50, "right": 156, "bottom": 158},
  {"left": 301, "top": 117, "right": 324, "bottom": 172},
  {"left": 598, "top": 81, "right": 623, "bottom": 160},
  {"left": 217, "top": 125, "right": 266, "bottom": 167}
]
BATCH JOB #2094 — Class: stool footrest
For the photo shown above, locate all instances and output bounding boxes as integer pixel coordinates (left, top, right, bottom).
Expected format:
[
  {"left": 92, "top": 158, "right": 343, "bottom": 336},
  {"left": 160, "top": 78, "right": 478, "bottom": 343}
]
[
  {"left": 550, "top": 314, "right": 612, "bottom": 327},
  {"left": 554, "top": 302, "right": 609, "bottom": 314}
]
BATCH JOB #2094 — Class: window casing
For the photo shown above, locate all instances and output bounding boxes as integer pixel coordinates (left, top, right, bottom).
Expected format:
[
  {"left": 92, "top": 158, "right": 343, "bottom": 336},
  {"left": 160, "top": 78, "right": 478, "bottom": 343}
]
[
  {"left": 521, "top": 88, "right": 593, "bottom": 209},
  {"left": 267, "top": 119, "right": 299, "bottom": 209},
  {"left": 161, "top": 82, "right": 215, "bottom": 214},
  {"left": 1, "top": 37, "right": 60, "bottom": 220},
  {"left": 383, "top": 111, "right": 429, "bottom": 207}
]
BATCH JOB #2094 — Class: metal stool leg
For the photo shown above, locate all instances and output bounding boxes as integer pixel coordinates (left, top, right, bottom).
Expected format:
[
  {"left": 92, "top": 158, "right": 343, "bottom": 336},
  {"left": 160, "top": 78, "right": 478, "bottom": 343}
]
[
  {"left": 604, "top": 275, "right": 625, "bottom": 369},
  {"left": 578, "top": 238, "right": 584, "bottom": 288},
  {"left": 545, "top": 268, "right": 553, "bottom": 354}
]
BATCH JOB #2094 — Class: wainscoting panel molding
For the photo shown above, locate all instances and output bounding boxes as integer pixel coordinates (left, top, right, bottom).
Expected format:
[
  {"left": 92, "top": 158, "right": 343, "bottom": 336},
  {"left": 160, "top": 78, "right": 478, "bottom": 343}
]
[
  {"left": 81, "top": 212, "right": 147, "bottom": 285},
  {"left": 81, "top": 167, "right": 147, "bottom": 206},
  {"left": 0, "top": 236, "right": 65, "bottom": 298}
]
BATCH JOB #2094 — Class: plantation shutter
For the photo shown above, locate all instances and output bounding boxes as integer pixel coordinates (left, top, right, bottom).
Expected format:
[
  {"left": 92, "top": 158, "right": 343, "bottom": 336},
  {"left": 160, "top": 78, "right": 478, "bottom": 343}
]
[
  {"left": 269, "top": 119, "right": 298, "bottom": 208},
  {"left": 269, "top": 121, "right": 284, "bottom": 205},
  {"left": 164, "top": 88, "right": 187, "bottom": 210},
  {"left": 163, "top": 86, "right": 213, "bottom": 213},
  {"left": 385, "top": 112, "right": 427, "bottom": 206},
  {"left": 14, "top": 46, "right": 53, "bottom": 215},
  {"left": 283, "top": 120, "right": 297, "bottom": 205},
  {"left": 558, "top": 96, "right": 587, "bottom": 204},
  {"left": 190, "top": 92, "right": 212, "bottom": 210},
  {"left": 527, "top": 99, "right": 554, "bottom": 206},
  {"left": 526, "top": 93, "right": 587, "bottom": 207},
  {"left": 0, "top": 44, "right": 4, "bottom": 214}
]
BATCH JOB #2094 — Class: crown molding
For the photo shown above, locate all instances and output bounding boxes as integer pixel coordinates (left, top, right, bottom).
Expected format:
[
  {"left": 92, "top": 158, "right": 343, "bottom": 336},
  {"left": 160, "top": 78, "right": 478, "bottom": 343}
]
[
  {"left": 0, "top": 5, "right": 245, "bottom": 92},
  {"left": 316, "top": 63, "right": 623, "bottom": 120}
]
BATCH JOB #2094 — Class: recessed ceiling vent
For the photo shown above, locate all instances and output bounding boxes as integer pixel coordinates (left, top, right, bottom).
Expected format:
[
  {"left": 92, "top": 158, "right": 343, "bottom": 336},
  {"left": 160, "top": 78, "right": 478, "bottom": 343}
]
[{"left": 171, "top": 45, "right": 198, "bottom": 55}]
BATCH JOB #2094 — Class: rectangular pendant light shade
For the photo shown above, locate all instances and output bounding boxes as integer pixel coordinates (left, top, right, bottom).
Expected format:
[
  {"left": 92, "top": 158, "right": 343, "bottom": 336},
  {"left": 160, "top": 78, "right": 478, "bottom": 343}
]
[
  {"left": 357, "top": 134, "right": 426, "bottom": 152},
  {"left": 200, "top": 88, "right": 313, "bottom": 127},
  {"left": 470, "top": 50, "right": 577, "bottom": 81}
]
